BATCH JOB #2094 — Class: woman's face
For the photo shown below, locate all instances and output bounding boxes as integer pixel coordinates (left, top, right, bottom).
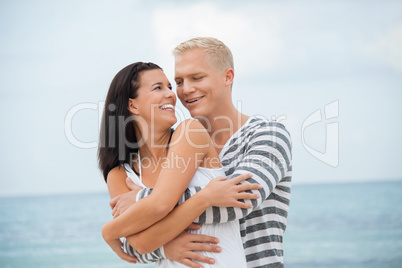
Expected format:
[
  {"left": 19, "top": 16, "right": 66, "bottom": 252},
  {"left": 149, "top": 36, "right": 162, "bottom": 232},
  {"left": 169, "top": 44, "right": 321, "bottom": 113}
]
[{"left": 130, "top": 69, "right": 177, "bottom": 130}]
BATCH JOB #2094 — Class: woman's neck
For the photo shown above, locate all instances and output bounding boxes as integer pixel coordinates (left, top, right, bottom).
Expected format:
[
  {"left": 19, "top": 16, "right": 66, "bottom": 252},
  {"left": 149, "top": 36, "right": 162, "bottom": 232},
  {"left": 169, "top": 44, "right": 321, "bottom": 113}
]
[{"left": 135, "top": 124, "right": 172, "bottom": 161}]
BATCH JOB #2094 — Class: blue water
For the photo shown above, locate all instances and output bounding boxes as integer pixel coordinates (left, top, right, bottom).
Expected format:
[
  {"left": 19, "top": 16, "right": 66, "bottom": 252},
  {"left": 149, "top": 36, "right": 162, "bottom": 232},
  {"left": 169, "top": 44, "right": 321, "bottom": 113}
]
[
  {"left": 284, "top": 180, "right": 402, "bottom": 268},
  {"left": 0, "top": 180, "right": 401, "bottom": 268}
]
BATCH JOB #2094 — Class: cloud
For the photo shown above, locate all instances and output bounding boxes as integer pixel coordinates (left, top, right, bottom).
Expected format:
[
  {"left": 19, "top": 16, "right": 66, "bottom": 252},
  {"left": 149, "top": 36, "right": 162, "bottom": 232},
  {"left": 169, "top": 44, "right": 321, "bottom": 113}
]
[
  {"left": 366, "top": 23, "right": 402, "bottom": 72},
  {"left": 150, "top": 2, "right": 284, "bottom": 78}
]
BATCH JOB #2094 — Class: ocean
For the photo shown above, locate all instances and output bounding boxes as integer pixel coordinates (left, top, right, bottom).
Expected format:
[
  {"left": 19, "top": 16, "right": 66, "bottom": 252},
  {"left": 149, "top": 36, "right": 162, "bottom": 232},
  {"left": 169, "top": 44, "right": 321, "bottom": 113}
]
[{"left": 0, "top": 180, "right": 401, "bottom": 268}]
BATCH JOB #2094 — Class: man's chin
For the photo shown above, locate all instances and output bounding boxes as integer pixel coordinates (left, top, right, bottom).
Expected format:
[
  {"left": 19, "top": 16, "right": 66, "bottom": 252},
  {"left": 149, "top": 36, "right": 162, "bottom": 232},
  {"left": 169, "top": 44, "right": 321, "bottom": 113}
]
[
  {"left": 189, "top": 110, "right": 202, "bottom": 118},
  {"left": 188, "top": 107, "right": 209, "bottom": 121}
]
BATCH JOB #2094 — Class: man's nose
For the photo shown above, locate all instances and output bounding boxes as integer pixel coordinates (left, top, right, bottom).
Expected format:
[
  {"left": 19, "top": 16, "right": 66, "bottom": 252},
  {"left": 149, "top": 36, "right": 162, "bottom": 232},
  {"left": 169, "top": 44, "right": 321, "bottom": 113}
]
[{"left": 182, "top": 81, "right": 196, "bottom": 95}]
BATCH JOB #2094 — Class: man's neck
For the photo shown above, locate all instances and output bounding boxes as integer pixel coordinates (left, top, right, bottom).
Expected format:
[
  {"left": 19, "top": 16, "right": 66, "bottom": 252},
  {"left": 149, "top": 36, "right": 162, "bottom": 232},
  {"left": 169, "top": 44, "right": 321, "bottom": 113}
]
[{"left": 202, "top": 108, "right": 249, "bottom": 154}]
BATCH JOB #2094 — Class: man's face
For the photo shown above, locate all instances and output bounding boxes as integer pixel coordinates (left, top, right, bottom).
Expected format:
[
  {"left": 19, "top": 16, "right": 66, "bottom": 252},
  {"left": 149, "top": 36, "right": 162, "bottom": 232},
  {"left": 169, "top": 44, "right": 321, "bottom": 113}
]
[{"left": 174, "top": 48, "right": 227, "bottom": 119}]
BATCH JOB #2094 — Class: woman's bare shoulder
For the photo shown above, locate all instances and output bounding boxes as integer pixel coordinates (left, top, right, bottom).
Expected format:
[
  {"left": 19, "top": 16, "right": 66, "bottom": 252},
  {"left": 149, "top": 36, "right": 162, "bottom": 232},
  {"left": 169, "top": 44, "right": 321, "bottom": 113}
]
[
  {"left": 171, "top": 119, "right": 210, "bottom": 148},
  {"left": 176, "top": 119, "right": 207, "bottom": 131},
  {"left": 107, "top": 166, "right": 127, "bottom": 183}
]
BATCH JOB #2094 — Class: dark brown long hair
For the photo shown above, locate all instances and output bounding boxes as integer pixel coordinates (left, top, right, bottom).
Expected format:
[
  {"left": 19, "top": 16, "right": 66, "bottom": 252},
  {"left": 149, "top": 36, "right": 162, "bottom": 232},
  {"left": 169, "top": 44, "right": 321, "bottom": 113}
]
[{"left": 98, "top": 62, "right": 162, "bottom": 182}]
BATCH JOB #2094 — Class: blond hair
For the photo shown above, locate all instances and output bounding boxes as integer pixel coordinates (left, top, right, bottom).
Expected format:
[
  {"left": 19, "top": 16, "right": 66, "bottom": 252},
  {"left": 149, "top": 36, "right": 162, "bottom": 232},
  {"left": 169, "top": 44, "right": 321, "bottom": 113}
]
[{"left": 173, "top": 37, "right": 234, "bottom": 72}]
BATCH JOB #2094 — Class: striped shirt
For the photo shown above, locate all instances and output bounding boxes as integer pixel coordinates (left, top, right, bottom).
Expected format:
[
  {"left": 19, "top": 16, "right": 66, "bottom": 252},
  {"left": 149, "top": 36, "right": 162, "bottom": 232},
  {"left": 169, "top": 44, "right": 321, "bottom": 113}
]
[{"left": 125, "top": 116, "right": 292, "bottom": 267}]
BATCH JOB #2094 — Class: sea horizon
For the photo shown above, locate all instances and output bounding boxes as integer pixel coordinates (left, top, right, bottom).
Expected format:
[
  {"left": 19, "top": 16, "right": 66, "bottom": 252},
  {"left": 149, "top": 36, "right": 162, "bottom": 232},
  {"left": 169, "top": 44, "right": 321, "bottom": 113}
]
[
  {"left": 1, "top": 179, "right": 401, "bottom": 267},
  {"left": 1, "top": 177, "right": 401, "bottom": 199}
]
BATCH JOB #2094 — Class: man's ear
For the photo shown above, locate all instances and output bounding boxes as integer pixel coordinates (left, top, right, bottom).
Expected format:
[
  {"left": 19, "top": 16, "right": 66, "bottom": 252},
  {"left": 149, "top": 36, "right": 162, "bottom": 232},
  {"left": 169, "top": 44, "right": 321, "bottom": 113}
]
[
  {"left": 224, "top": 68, "right": 234, "bottom": 86},
  {"left": 128, "top": 98, "right": 139, "bottom": 115}
]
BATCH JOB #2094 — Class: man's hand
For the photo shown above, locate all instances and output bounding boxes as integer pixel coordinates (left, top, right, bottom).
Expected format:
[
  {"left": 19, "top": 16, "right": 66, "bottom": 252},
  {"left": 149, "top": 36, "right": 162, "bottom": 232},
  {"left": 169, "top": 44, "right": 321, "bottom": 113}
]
[
  {"left": 164, "top": 224, "right": 221, "bottom": 268},
  {"left": 110, "top": 177, "right": 143, "bottom": 218},
  {"left": 107, "top": 238, "right": 138, "bottom": 264}
]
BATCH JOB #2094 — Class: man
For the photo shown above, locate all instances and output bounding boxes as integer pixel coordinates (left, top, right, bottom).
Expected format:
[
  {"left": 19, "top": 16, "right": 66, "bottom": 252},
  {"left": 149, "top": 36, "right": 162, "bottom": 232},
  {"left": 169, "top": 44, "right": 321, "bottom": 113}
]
[{"left": 113, "top": 37, "right": 292, "bottom": 267}]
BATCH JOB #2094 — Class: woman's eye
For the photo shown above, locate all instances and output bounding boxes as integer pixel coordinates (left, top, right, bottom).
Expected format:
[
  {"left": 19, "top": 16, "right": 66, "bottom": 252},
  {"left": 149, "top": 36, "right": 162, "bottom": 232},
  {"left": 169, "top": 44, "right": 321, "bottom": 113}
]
[{"left": 154, "top": 86, "right": 161, "bottom": 90}]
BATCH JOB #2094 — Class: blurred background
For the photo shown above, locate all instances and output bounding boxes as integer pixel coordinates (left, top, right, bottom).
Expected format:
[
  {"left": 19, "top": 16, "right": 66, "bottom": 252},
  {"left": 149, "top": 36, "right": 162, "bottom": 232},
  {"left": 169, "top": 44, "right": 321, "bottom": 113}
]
[{"left": 1, "top": 0, "right": 401, "bottom": 267}]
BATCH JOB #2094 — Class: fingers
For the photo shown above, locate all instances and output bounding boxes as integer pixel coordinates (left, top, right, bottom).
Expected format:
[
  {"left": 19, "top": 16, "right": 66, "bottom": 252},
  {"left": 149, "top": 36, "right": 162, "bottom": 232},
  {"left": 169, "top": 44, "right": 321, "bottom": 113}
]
[
  {"left": 235, "top": 201, "right": 253, "bottom": 209},
  {"left": 125, "top": 177, "right": 136, "bottom": 190},
  {"left": 185, "top": 251, "right": 215, "bottom": 266},
  {"left": 119, "top": 253, "right": 138, "bottom": 264},
  {"left": 110, "top": 239, "right": 138, "bottom": 264},
  {"left": 235, "top": 182, "right": 262, "bottom": 192},
  {"left": 186, "top": 223, "right": 201, "bottom": 231},
  {"left": 179, "top": 258, "right": 205, "bottom": 268},
  {"left": 188, "top": 234, "right": 219, "bottom": 244},
  {"left": 112, "top": 205, "right": 123, "bottom": 218},
  {"left": 117, "top": 250, "right": 138, "bottom": 264},
  {"left": 112, "top": 210, "right": 120, "bottom": 219},
  {"left": 236, "top": 192, "right": 260, "bottom": 200},
  {"left": 109, "top": 196, "right": 119, "bottom": 209},
  {"left": 213, "top": 176, "right": 227, "bottom": 182},
  {"left": 189, "top": 241, "right": 221, "bottom": 253},
  {"left": 112, "top": 206, "right": 117, "bottom": 217},
  {"left": 187, "top": 233, "right": 219, "bottom": 244},
  {"left": 231, "top": 173, "right": 252, "bottom": 184}
]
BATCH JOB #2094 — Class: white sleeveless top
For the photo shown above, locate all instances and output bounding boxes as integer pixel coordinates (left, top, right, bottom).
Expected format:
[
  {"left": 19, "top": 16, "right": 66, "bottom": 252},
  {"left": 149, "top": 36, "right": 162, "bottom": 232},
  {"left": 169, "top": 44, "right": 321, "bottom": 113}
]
[{"left": 123, "top": 163, "right": 246, "bottom": 268}]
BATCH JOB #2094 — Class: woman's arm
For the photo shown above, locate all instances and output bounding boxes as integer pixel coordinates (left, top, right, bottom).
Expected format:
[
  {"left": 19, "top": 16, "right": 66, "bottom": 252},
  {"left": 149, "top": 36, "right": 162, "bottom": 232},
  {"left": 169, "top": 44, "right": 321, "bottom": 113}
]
[
  {"left": 102, "top": 119, "right": 214, "bottom": 241},
  {"left": 104, "top": 156, "right": 259, "bottom": 264},
  {"left": 106, "top": 167, "right": 135, "bottom": 199},
  {"left": 105, "top": 160, "right": 259, "bottom": 262},
  {"left": 125, "top": 174, "right": 260, "bottom": 254},
  {"left": 102, "top": 167, "right": 140, "bottom": 264}
]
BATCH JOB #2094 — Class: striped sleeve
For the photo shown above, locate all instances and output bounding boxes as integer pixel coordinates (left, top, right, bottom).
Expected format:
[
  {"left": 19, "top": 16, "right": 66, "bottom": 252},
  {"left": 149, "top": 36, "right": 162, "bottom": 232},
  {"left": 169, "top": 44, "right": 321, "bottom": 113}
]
[
  {"left": 135, "top": 188, "right": 153, "bottom": 201},
  {"left": 122, "top": 238, "right": 165, "bottom": 263},
  {"left": 200, "top": 122, "right": 292, "bottom": 224},
  {"left": 135, "top": 186, "right": 206, "bottom": 223}
]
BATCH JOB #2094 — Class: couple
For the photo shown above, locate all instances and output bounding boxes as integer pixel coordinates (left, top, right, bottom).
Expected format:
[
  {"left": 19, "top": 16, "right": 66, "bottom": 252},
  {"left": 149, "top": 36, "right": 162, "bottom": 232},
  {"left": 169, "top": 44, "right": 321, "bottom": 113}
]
[{"left": 98, "top": 37, "right": 292, "bottom": 268}]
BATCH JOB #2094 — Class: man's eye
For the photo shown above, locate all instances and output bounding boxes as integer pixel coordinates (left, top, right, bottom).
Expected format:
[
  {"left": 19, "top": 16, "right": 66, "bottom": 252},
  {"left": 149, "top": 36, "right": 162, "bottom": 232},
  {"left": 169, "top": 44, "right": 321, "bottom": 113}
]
[
  {"left": 176, "top": 81, "right": 182, "bottom": 86},
  {"left": 193, "top": 77, "right": 202, "bottom": 80}
]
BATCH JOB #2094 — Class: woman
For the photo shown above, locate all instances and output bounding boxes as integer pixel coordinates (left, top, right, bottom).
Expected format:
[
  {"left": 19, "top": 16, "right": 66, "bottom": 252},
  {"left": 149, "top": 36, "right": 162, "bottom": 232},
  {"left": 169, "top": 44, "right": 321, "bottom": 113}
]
[{"left": 98, "top": 62, "right": 260, "bottom": 267}]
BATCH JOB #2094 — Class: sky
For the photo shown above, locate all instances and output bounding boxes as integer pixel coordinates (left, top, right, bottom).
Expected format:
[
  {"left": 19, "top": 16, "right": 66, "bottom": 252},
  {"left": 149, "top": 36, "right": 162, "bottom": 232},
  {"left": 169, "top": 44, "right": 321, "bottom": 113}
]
[{"left": 1, "top": 0, "right": 401, "bottom": 196}]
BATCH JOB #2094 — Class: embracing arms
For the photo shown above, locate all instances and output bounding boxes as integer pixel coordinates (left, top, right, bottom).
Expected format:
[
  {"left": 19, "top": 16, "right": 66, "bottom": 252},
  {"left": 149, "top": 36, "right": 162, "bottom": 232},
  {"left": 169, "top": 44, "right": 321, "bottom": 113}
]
[
  {"left": 125, "top": 174, "right": 259, "bottom": 254},
  {"left": 107, "top": 164, "right": 259, "bottom": 265},
  {"left": 135, "top": 120, "right": 293, "bottom": 225},
  {"left": 102, "top": 119, "right": 263, "bottom": 241},
  {"left": 102, "top": 120, "right": 213, "bottom": 241}
]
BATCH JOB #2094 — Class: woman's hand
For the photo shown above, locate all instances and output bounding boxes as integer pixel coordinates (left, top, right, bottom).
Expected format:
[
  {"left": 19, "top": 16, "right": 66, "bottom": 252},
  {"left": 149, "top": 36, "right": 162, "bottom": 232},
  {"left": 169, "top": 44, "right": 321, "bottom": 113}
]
[
  {"left": 103, "top": 236, "right": 138, "bottom": 264},
  {"left": 203, "top": 173, "right": 261, "bottom": 209},
  {"left": 110, "top": 177, "right": 143, "bottom": 218}
]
